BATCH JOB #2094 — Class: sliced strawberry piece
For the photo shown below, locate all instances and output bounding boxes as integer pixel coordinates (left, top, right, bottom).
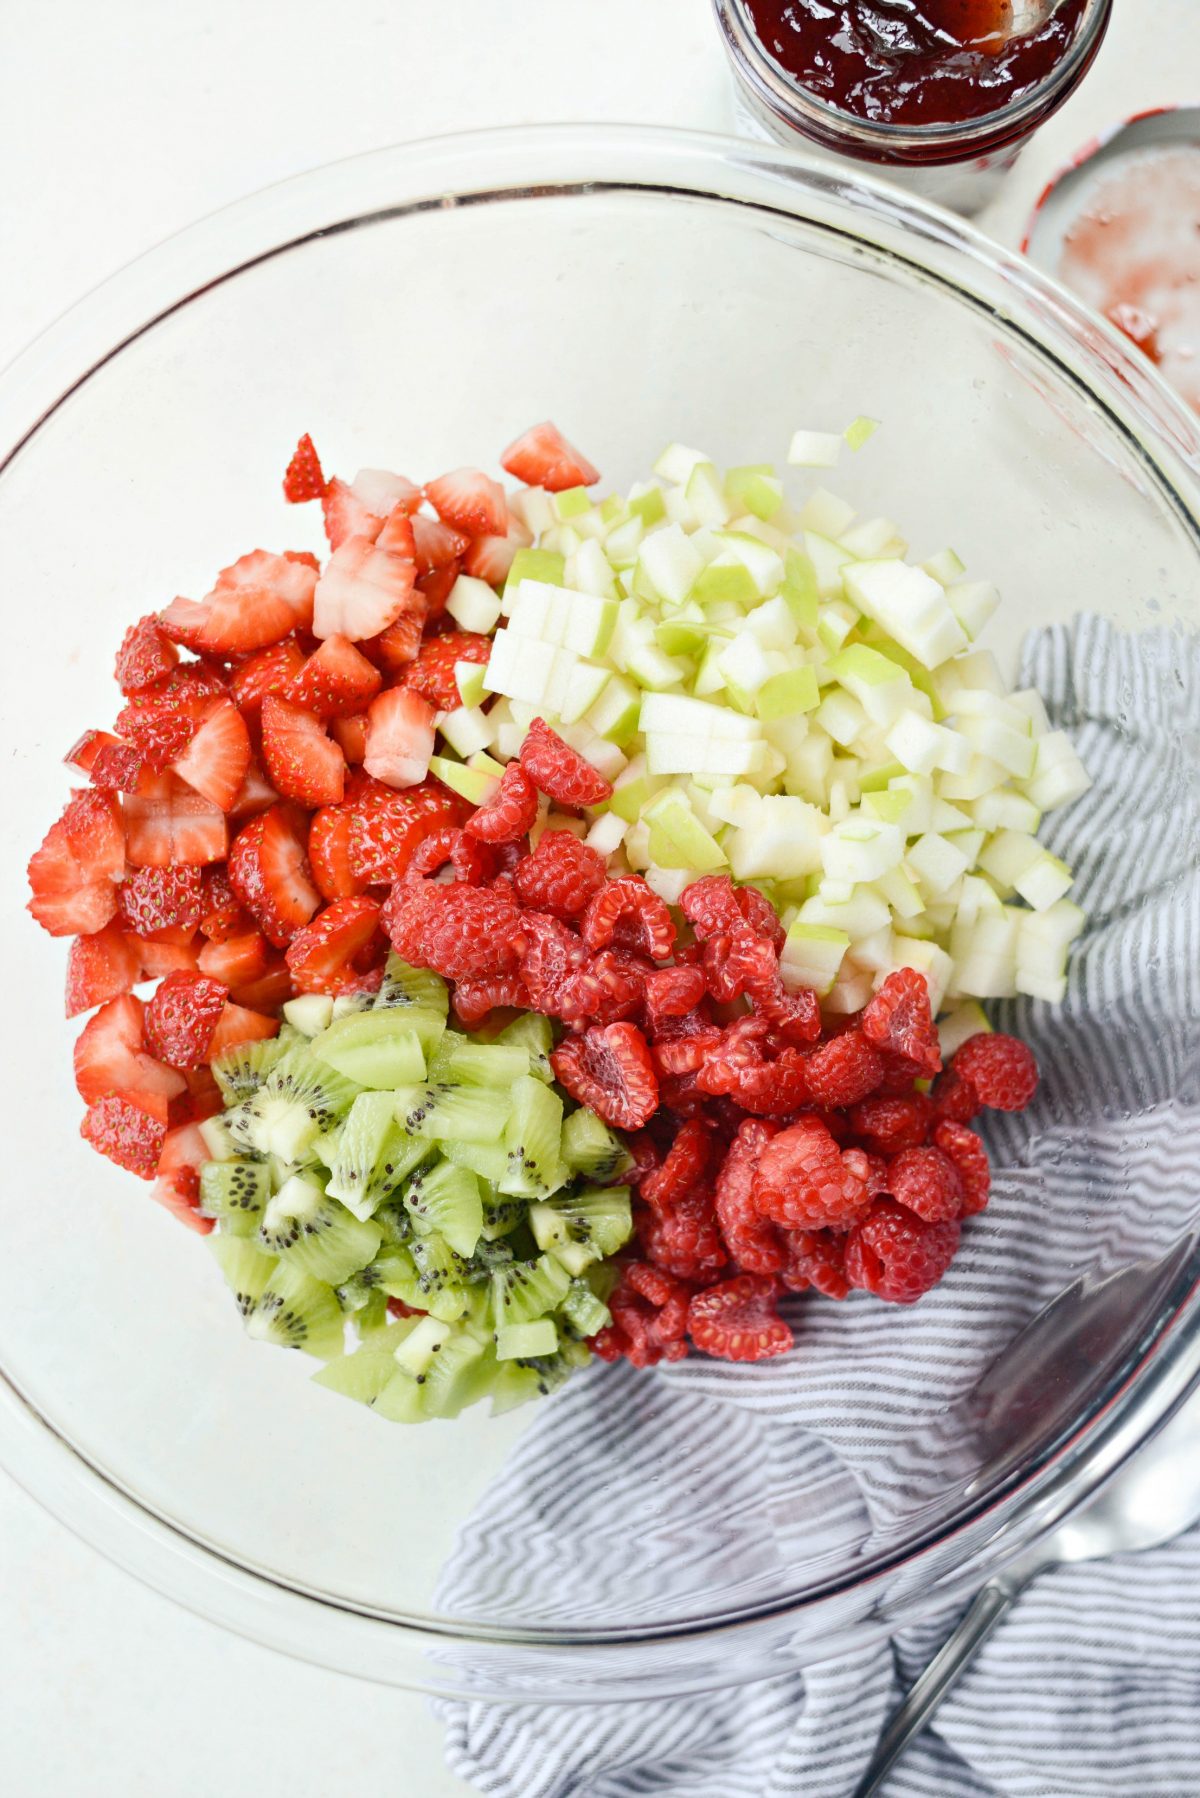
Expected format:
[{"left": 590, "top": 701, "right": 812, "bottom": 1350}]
[
  {"left": 285, "top": 896, "right": 384, "bottom": 995},
  {"left": 331, "top": 714, "right": 368, "bottom": 763},
  {"left": 65, "top": 728, "right": 120, "bottom": 774},
  {"left": 115, "top": 614, "right": 179, "bottom": 694},
  {"left": 347, "top": 782, "right": 465, "bottom": 884},
  {"left": 261, "top": 693, "right": 346, "bottom": 806},
  {"left": 152, "top": 1122, "right": 214, "bottom": 1231},
  {"left": 197, "top": 865, "right": 244, "bottom": 942},
  {"left": 363, "top": 687, "right": 436, "bottom": 790},
  {"left": 322, "top": 476, "right": 385, "bottom": 551},
  {"left": 171, "top": 698, "right": 251, "bottom": 811},
  {"left": 312, "top": 535, "right": 416, "bottom": 642},
  {"left": 231, "top": 636, "right": 308, "bottom": 718},
  {"left": 73, "top": 993, "right": 187, "bottom": 1106},
  {"left": 351, "top": 468, "right": 423, "bottom": 519},
  {"left": 81, "top": 1094, "right": 168, "bottom": 1180},
  {"left": 161, "top": 551, "right": 317, "bottom": 655},
  {"left": 402, "top": 631, "right": 493, "bottom": 712},
  {"left": 27, "top": 790, "right": 125, "bottom": 937},
  {"left": 501, "top": 421, "right": 600, "bottom": 492},
  {"left": 376, "top": 508, "right": 417, "bottom": 557},
  {"left": 145, "top": 970, "right": 229, "bottom": 1069},
  {"left": 207, "top": 1001, "right": 281, "bottom": 1059},
  {"left": 228, "top": 758, "right": 279, "bottom": 818},
  {"left": 133, "top": 936, "right": 201, "bottom": 978},
  {"left": 411, "top": 514, "right": 469, "bottom": 574},
  {"left": 415, "top": 559, "right": 461, "bottom": 619},
  {"left": 196, "top": 930, "right": 270, "bottom": 988},
  {"left": 282, "top": 432, "right": 326, "bottom": 504},
  {"left": 65, "top": 923, "right": 143, "bottom": 1017},
  {"left": 365, "top": 597, "right": 428, "bottom": 672},
  {"left": 227, "top": 960, "right": 293, "bottom": 1012},
  {"left": 116, "top": 663, "right": 228, "bottom": 769},
  {"left": 123, "top": 775, "right": 227, "bottom": 867},
  {"left": 424, "top": 468, "right": 508, "bottom": 538},
  {"left": 89, "top": 741, "right": 149, "bottom": 794},
  {"left": 286, "top": 634, "right": 382, "bottom": 720},
  {"left": 308, "top": 806, "right": 365, "bottom": 899},
  {"left": 176, "top": 1065, "right": 223, "bottom": 1125},
  {"left": 117, "top": 864, "right": 206, "bottom": 938},
  {"left": 228, "top": 804, "right": 321, "bottom": 947},
  {"left": 463, "top": 511, "right": 533, "bottom": 587}
]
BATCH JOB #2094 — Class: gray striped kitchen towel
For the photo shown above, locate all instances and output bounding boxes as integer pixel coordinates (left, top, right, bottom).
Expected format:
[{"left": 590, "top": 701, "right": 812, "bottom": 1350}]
[{"left": 437, "top": 615, "right": 1200, "bottom": 1798}]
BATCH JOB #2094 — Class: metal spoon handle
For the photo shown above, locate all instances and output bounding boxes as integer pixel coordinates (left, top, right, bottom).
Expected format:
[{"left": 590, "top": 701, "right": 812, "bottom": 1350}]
[{"left": 851, "top": 1574, "right": 1033, "bottom": 1798}]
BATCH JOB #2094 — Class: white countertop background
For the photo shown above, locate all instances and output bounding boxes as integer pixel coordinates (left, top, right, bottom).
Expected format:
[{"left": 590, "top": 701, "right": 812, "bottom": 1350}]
[{"left": 1, "top": 2, "right": 1194, "bottom": 1791}]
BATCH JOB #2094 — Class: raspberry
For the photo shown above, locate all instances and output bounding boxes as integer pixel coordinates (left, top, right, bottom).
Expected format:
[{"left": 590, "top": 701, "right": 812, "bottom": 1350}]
[
  {"left": 639, "top": 1187, "right": 727, "bottom": 1281},
  {"left": 886, "top": 1145, "right": 962, "bottom": 1223},
  {"left": 198, "top": 865, "right": 245, "bottom": 942},
  {"left": 382, "top": 877, "right": 524, "bottom": 981},
  {"left": 804, "top": 1029, "right": 885, "bottom": 1107},
  {"left": 656, "top": 1072, "right": 707, "bottom": 1115},
  {"left": 518, "top": 911, "right": 587, "bottom": 1014},
  {"left": 640, "top": 1118, "right": 714, "bottom": 1212},
  {"left": 581, "top": 877, "right": 675, "bottom": 962},
  {"left": 702, "top": 929, "right": 775, "bottom": 1004},
  {"left": 714, "top": 1119, "right": 785, "bottom": 1275},
  {"left": 282, "top": 432, "right": 326, "bottom": 503},
  {"left": 623, "top": 1263, "right": 692, "bottom": 1346},
  {"left": 114, "top": 614, "right": 179, "bottom": 695},
  {"left": 697, "top": 1017, "right": 811, "bottom": 1118},
  {"left": 950, "top": 1032, "right": 1039, "bottom": 1112},
  {"left": 760, "top": 981, "right": 823, "bottom": 1045},
  {"left": 932, "top": 1120, "right": 991, "bottom": 1216},
  {"left": 144, "top": 971, "right": 228, "bottom": 1070},
  {"left": 599, "top": 1271, "right": 691, "bottom": 1368},
  {"left": 781, "top": 1228, "right": 851, "bottom": 1299},
  {"left": 623, "top": 1130, "right": 663, "bottom": 1187},
  {"left": 550, "top": 1022, "right": 659, "bottom": 1129},
  {"left": 752, "top": 1115, "right": 871, "bottom": 1230},
  {"left": 402, "top": 631, "right": 493, "bottom": 712},
  {"left": 650, "top": 1014, "right": 723, "bottom": 1077},
  {"left": 452, "top": 971, "right": 531, "bottom": 1026},
  {"left": 847, "top": 1093, "right": 935, "bottom": 1154},
  {"left": 118, "top": 865, "right": 206, "bottom": 939},
  {"left": 734, "top": 883, "right": 786, "bottom": 951},
  {"left": 930, "top": 1066, "right": 984, "bottom": 1124},
  {"left": 862, "top": 1151, "right": 891, "bottom": 1198},
  {"left": 81, "top": 1095, "right": 168, "bottom": 1180},
  {"left": 688, "top": 1275, "right": 793, "bottom": 1363},
  {"left": 679, "top": 875, "right": 745, "bottom": 942},
  {"left": 519, "top": 717, "right": 613, "bottom": 807},
  {"left": 557, "top": 949, "right": 649, "bottom": 1026},
  {"left": 860, "top": 968, "right": 942, "bottom": 1076},
  {"left": 642, "top": 965, "right": 707, "bottom": 1033},
  {"left": 409, "top": 827, "right": 495, "bottom": 886},
  {"left": 844, "top": 1199, "right": 961, "bottom": 1304},
  {"left": 465, "top": 761, "right": 539, "bottom": 845},
  {"left": 512, "top": 830, "right": 605, "bottom": 918}
]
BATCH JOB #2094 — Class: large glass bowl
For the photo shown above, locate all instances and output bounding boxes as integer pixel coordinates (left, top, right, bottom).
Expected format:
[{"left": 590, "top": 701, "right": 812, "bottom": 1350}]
[{"left": 1, "top": 125, "right": 1198, "bottom": 1704}]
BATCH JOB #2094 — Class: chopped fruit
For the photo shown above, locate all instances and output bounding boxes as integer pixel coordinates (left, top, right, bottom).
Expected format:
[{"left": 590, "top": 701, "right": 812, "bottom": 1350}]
[
  {"left": 124, "top": 776, "right": 228, "bottom": 867},
  {"left": 286, "top": 635, "right": 382, "bottom": 719},
  {"left": 347, "top": 781, "right": 464, "bottom": 884},
  {"left": 781, "top": 1228, "right": 850, "bottom": 1299},
  {"left": 463, "top": 760, "right": 538, "bottom": 845},
  {"left": 368, "top": 600, "right": 428, "bottom": 672},
  {"left": 640, "top": 1118, "right": 713, "bottom": 1212},
  {"left": 231, "top": 637, "right": 308, "bottom": 717},
  {"left": 322, "top": 476, "right": 383, "bottom": 551},
  {"left": 116, "top": 665, "right": 227, "bottom": 769},
  {"left": 226, "top": 957, "right": 293, "bottom": 1012},
  {"left": 196, "top": 930, "right": 270, "bottom": 988},
  {"left": 229, "top": 760, "right": 278, "bottom": 817},
  {"left": 932, "top": 1119, "right": 991, "bottom": 1216},
  {"left": 520, "top": 717, "right": 613, "bottom": 807},
  {"left": 887, "top": 1145, "right": 963, "bottom": 1223},
  {"left": 27, "top": 791, "right": 125, "bottom": 937},
  {"left": 144, "top": 971, "right": 229, "bottom": 1069},
  {"left": 501, "top": 421, "right": 601, "bottom": 492},
  {"left": 134, "top": 937, "right": 200, "bottom": 979},
  {"left": 206, "top": 1001, "right": 280, "bottom": 1059},
  {"left": 73, "top": 995, "right": 186, "bottom": 1106},
  {"left": 313, "top": 536, "right": 416, "bottom": 642},
  {"left": 114, "top": 614, "right": 178, "bottom": 694},
  {"left": 950, "top": 1032, "right": 1039, "bottom": 1111},
  {"left": 752, "top": 1116, "right": 870, "bottom": 1231},
  {"left": 227, "top": 805, "right": 320, "bottom": 947},
  {"left": 415, "top": 559, "right": 462, "bottom": 618},
  {"left": 362, "top": 687, "right": 435, "bottom": 790},
  {"left": 198, "top": 865, "right": 244, "bottom": 941},
  {"left": 463, "top": 514, "right": 531, "bottom": 588},
  {"left": 411, "top": 514, "right": 469, "bottom": 574},
  {"left": 331, "top": 714, "right": 369, "bottom": 764},
  {"left": 424, "top": 468, "right": 508, "bottom": 539},
  {"left": 307, "top": 806, "right": 364, "bottom": 900},
  {"left": 285, "top": 897, "right": 383, "bottom": 995},
  {"left": 714, "top": 1118, "right": 785, "bottom": 1275},
  {"left": 282, "top": 432, "right": 325, "bottom": 504},
  {"left": 860, "top": 969, "right": 942, "bottom": 1076},
  {"left": 844, "top": 1199, "right": 961, "bottom": 1304},
  {"left": 152, "top": 1123, "right": 214, "bottom": 1232},
  {"left": 162, "top": 550, "right": 317, "bottom": 654},
  {"left": 550, "top": 1023, "right": 658, "bottom": 1129},
  {"left": 687, "top": 1275, "right": 793, "bottom": 1363},
  {"left": 81, "top": 1094, "right": 167, "bottom": 1179},
  {"left": 451, "top": 970, "right": 530, "bottom": 1025},
  {"left": 512, "top": 831, "right": 605, "bottom": 918},
  {"left": 383, "top": 878, "right": 524, "bottom": 980},
  {"left": 642, "top": 964, "right": 707, "bottom": 1031},
  {"left": 171, "top": 699, "right": 251, "bottom": 811},
  {"left": 376, "top": 509, "right": 417, "bottom": 557},
  {"left": 403, "top": 631, "right": 494, "bottom": 713},
  {"left": 409, "top": 827, "right": 495, "bottom": 885},
  {"left": 581, "top": 877, "right": 675, "bottom": 960},
  {"left": 65, "top": 923, "right": 143, "bottom": 1017},
  {"left": 89, "top": 742, "right": 147, "bottom": 793},
  {"left": 65, "top": 728, "right": 120, "bottom": 774},
  {"left": 261, "top": 694, "right": 346, "bottom": 807},
  {"left": 803, "top": 1029, "right": 885, "bottom": 1107},
  {"left": 638, "top": 1186, "right": 727, "bottom": 1281}
]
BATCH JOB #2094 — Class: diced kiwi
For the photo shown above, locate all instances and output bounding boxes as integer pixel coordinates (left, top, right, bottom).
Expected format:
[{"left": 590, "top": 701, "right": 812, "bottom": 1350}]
[
  {"left": 529, "top": 1185, "right": 633, "bottom": 1275},
  {"left": 408, "top": 1230, "right": 473, "bottom": 1297},
  {"left": 479, "top": 1186, "right": 527, "bottom": 1241},
  {"left": 211, "top": 1034, "right": 289, "bottom": 1106},
  {"left": 420, "top": 1331, "right": 493, "bottom": 1419},
  {"left": 561, "top": 1278, "right": 612, "bottom": 1338},
  {"left": 257, "top": 1173, "right": 382, "bottom": 1286},
  {"left": 489, "top": 1253, "right": 571, "bottom": 1329},
  {"left": 394, "top": 1081, "right": 508, "bottom": 1145},
  {"left": 325, "top": 1091, "right": 429, "bottom": 1220},
  {"left": 331, "top": 992, "right": 374, "bottom": 1019},
  {"left": 209, "top": 1235, "right": 276, "bottom": 1317},
  {"left": 283, "top": 993, "right": 334, "bottom": 1037},
  {"left": 499, "top": 1074, "right": 565, "bottom": 1199},
  {"left": 370, "top": 1197, "right": 415, "bottom": 1248},
  {"left": 312, "top": 1346, "right": 400, "bottom": 1406},
  {"left": 560, "top": 1108, "right": 634, "bottom": 1183},
  {"left": 442, "top": 1137, "right": 510, "bottom": 1185},
  {"left": 427, "top": 1032, "right": 531, "bottom": 1090},
  {"left": 402, "top": 1161, "right": 484, "bottom": 1258},
  {"left": 312, "top": 1011, "right": 428, "bottom": 1088},
  {"left": 393, "top": 1313, "right": 456, "bottom": 1377},
  {"left": 374, "top": 953, "right": 449, "bottom": 1020},
  {"left": 496, "top": 1319, "right": 558, "bottom": 1361},
  {"left": 371, "top": 1368, "right": 428, "bottom": 1423},
  {"left": 489, "top": 1360, "right": 546, "bottom": 1416},
  {"left": 495, "top": 1012, "right": 555, "bottom": 1082},
  {"left": 241, "top": 1048, "right": 359, "bottom": 1163},
  {"left": 199, "top": 1159, "right": 271, "bottom": 1235},
  {"left": 198, "top": 1112, "right": 242, "bottom": 1163},
  {"left": 246, "top": 1261, "right": 345, "bottom": 1359}
]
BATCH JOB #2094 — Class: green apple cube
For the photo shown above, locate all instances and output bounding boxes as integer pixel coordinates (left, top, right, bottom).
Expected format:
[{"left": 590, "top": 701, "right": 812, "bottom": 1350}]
[
  {"left": 726, "top": 464, "right": 783, "bottom": 521},
  {"left": 628, "top": 485, "right": 666, "bottom": 527},
  {"left": 625, "top": 639, "right": 690, "bottom": 692},
  {"left": 1006, "top": 687, "right": 1052, "bottom": 736},
  {"left": 956, "top": 874, "right": 1004, "bottom": 927},
  {"left": 653, "top": 442, "right": 710, "bottom": 485},
  {"left": 921, "top": 547, "right": 967, "bottom": 587},
  {"left": 447, "top": 573, "right": 503, "bottom": 635},
  {"left": 684, "top": 461, "right": 735, "bottom": 528},
  {"left": 937, "top": 1000, "right": 991, "bottom": 1060},
  {"left": 841, "top": 517, "right": 902, "bottom": 560},
  {"left": 741, "top": 594, "right": 795, "bottom": 651},
  {"left": 428, "top": 755, "right": 500, "bottom": 807},
  {"left": 948, "top": 908, "right": 1021, "bottom": 999},
  {"left": 779, "top": 550, "right": 820, "bottom": 635},
  {"left": 639, "top": 692, "right": 762, "bottom": 742},
  {"left": 827, "top": 643, "right": 914, "bottom": 727},
  {"left": 780, "top": 922, "right": 849, "bottom": 995},
  {"left": 510, "top": 486, "right": 556, "bottom": 536},
  {"left": 820, "top": 818, "right": 904, "bottom": 885},
  {"left": 756, "top": 664, "right": 820, "bottom": 722},
  {"left": 484, "top": 628, "right": 557, "bottom": 704},
  {"left": 815, "top": 687, "right": 866, "bottom": 749},
  {"left": 938, "top": 753, "right": 1007, "bottom": 801},
  {"left": 710, "top": 531, "right": 784, "bottom": 598},
  {"left": 816, "top": 599, "right": 858, "bottom": 655},
  {"left": 799, "top": 885, "right": 891, "bottom": 938},
  {"left": 929, "top": 797, "right": 973, "bottom": 833},
  {"left": 558, "top": 720, "right": 627, "bottom": 784},
  {"left": 932, "top": 648, "right": 1006, "bottom": 707},
  {"left": 843, "top": 415, "right": 879, "bottom": 452},
  {"left": 559, "top": 662, "right": 611, "bottom": 725},
  {"left": 646, "top": 734, "right": 770, "bottom": 778},
  {"left": 643, "top": 790, "right": 728, "bottom": 872},
  {"left": 849, "top": 923, "right": 896, "bottom": 973},
  {"left": 553, "top": 486, "right": 592, "bottom": 521},
  {"left": 959, "top": 713, "right": 1037, "bottom": 780},
  {"left": 799, "top": 487, "right": 856, "bottom": 537},
  {"left": 727, "top": 795, "right": 826, "bottom": 881},
  {"left": 438, "top": 705, "right": 495, "bottom": 760},
  {"left": 691, "top": 559, "right": 759, "bottom": 608},
  {"left": 843, "top": 560, "right": 968, "bottom": 670},
  {"left": 977, "top": 829, "right": 1043, "bottom": 892},
  {"left": 586, "top": 811, "right": 628, "bottom": 857},
  {"left": 1022, "top": 731, "right": 1093, "bottom": 812},
  {"left": 945, "top": 826, "right": 985, "bottom": 867},
  {"left": 569, "top": 538, "right": 619, "bottom": 599},
  {"left": 609, "top": 756, "right": 663, "bottom": 823},
  {"left": 706, "top": 784, "right": 762, "bottom": 829},
  {"left": 824, "top": 968, "right": 876, "bottom": 1014},
  {"left": 655, "top": 616, "right": 711, "bottom": 657},
  {"left": 507, "top": 581, "right": 617, "bottom": 658},
  {"left": 907, "top": 831, "right": 972, "bottom": 898},
  {"left": 876, "top": 864, "right": 924, "bottom": 920},
  {"left": 718, "top": 630, "right": 774, "bottom": 695},
  {"left": 788, "top": 428, "right": 843, "bottom": 468},
  {"left": 946, "top": 579, "right": 1000, "bottom": 640},
  {"left": 283, "top": 993, "right": 334, "bottom": 1036},
  {"left": 504, "top": 547, "right": 565, "bottom": 600},
  {"left": 858, "top": 758, "right": 906, "bottom": 794},
  {"left": 635, "top": 523, "right": 704, "bottom": 604},
  {"left": 862, "top": 787, "right": 911, "bottom": 826},
  {"left": 584, "top": 673, "right": 641, "bottom": 747},
  {"left": 1012, "top": 851, "right": 1073, "bottom": 912},
  {"left": 604, "top": 514, "right": 646, "bottom": 568},
  {"left": 455, "top": 661, "right": 488, "bottom": 708},
  {"left": 803, "top": 531, "right": 854, "bottom": 600},
  {"left": 970, "top": 788, "right": 1041, "bottom": 833}
]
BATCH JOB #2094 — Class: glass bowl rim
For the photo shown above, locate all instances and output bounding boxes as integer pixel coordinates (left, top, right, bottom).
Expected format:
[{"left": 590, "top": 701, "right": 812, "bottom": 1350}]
[{"left": 2, "top": 120, "right": 1199, "bottom": 1684}]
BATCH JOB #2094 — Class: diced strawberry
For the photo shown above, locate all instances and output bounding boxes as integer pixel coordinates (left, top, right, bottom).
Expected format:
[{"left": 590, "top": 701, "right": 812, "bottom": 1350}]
[
  {"left": 116, "top": 671, "right": 226, "bottom": 771},
  {"left": 363, "top": 687, "right": 436, "bottom": 790},
  {"left": 27, "top": 790, "right": 125, "bottom": 937},
  {"left": 285, "top": 896, "right": 383, "bottom": 995},
  {"left": 403, "top": 631, "right": 493, "bottom": 712},
  {"left": 322, "top": 477, "right": 384, "bottom": 551},
  {"left": 414, "top": 559, "right": 461, "bottom": 620},
  {"left": 463, "top": 511, "right": 533, "bottom": 587},
  {"left": 312, "top": 535, "right": 417, "bottom": 641},
  {"left": 197, "top": 865, "right": 244, "bottom": 942},
  {"left": 145, "top": 971, "right": 229, "bottom": 1069},
  {"left": 411, "top": 514, "right": 469, "bottom": 574},
  {"left": 346, "top": 781, "right": 466, "bottom": 884},
  {"left": 501, "top": 421, "right": 601, "bottom": 491},
  {"left": 170, "top": 698, "right": 251, "bottom": 812},
  {"left": 331, "top": 714, "right": 368, "bottom": 763},
  {"left": 227, "top": 804, "right": 321, "bottom": 947},
  {"left": 365, "top": 597, "right": 428, "bottom": 672},
  {"left": 231, "top": 637, "right": 308, "bottom": 718},
  {"left": 176, "top": 1065, "right": 223, "bottom": 1124},
  {"left": 424, "top": 468, "right": 508, "bottom": 538},
  {"left": 376, "top": 508, "right": 417, "bottom": 557},
  {"left": 114, "top": 614, "right": 179, "bottom": 695},
  {"left": 261, "top": 693, "right": 346, "bottom": 806},
  {"left": 286, "top": 634, "right": 382, "bottom": 719},
  {"left": 65, "top": 729, "right": 120, "bottom": 774},
  {"left": 161, "top": 551, "right": 317, "bottom": 655},
  {"left": 89, "top": 741, "right": 149, "bottom": 794},
  {"left": 118, "top": 864, "right": 206, "bottom": 938},
  {"left": 351, "top": 469, "right": 423, "bottom": 519},
  {"left": 151, "top": 1123, "right": 214, "bottom": 1232},
  {"left": 65, "top": 922, "right": 143, "bottom": 1017},
  {"left": 282, "top": 433, "right": 326, "bottom": 504},
  {"left": 123, "top": 775, "right": 228, "bottom": 867},
  {"left": 228, "top": 758, "right": 279, "bottom": 818},
  {"left": 196, "top": 930, "right": 270, "bottom": 987},
  {"left": 206, "top": 1001, "right": 281, "bottom": 1059},
  {"left": 227, "top": 960, "right": 293, "bottom": 1012},
  {"left": 81, "top": 1094, "right": 168, "bottom": 1180},
  {"left": 73, "top": 993, "right": 187, "bottom": 1106},
  {"left": 133, "top": 936, "right": 201, "bottom": 978},
  {"left": 308, "top": 806, "right": 365, "bottom": 899}
]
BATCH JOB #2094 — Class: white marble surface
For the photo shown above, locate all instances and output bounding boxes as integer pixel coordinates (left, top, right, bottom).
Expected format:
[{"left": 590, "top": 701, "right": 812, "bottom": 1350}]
[{"left": 1, "top": 1, "right": 1194, "bottom": 1792}]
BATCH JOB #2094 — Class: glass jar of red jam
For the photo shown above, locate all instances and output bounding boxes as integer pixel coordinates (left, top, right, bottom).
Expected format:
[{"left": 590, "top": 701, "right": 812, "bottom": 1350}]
[{"left": 713, "top": 0, "right": 1113, "bottom": 214}]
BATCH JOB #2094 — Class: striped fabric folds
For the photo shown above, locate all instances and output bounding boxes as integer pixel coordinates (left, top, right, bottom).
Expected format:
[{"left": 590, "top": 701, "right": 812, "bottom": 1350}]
[{"left": 437, "top": 618, "right": 1200, "bottom": 1797}]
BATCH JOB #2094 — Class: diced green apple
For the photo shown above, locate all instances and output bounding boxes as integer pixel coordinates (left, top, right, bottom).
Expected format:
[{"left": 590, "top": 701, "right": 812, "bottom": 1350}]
[
  {"left": 946, "top": 579, "right": 1000, "bottom": 640},
  {"left": 788, "top": 428, "right": 843, "bottom": 468},
  {"left": 756, "top": 664, "right": 820, "bottom": 722},
  {"left": 643, "top": 790, "right": 728, "bottom": 872},
  {"left": 726, "top": 795, "right": 826, "bottom": 881},
  {"left": 843, "top": 415, "right": 879, "bottom": 452},
  {"left": 447, "top": 573, "right": 503, "bottom": 634},
  {"left": 455, "top": 661, "right": 488, "bottom": 708},
  {"left": 843, "top": 560, "right": 968, "bottom": 670},
  {"left": 1022, "top": 731, "right": 1093, "bottom": 811},
  {"left": 780, "top": 922, "right": 849, "bottom": 995},
  {"left": 439, "top": 705, "right": 495, "bottom": 760},
  {"left": 429, "top": 754, "right": 499, "bottom": 807},
  {"left": 726, "top": 464, "right": 783, "bottom": 520}
]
